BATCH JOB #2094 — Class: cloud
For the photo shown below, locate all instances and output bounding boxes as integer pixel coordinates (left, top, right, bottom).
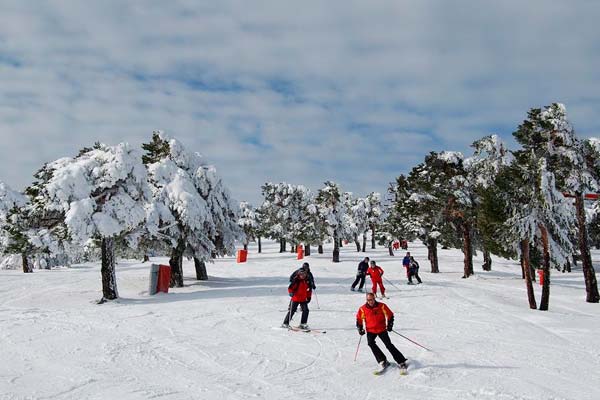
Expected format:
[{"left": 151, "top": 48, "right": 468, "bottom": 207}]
[{"left": 1, "top": 0, "right": 599, "bottom": 204}]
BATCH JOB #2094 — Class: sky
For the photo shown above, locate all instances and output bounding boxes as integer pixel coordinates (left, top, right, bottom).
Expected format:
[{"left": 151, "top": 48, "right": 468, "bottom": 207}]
[{"left": 1, "top": 1, "right": 600, "bottom": 205}]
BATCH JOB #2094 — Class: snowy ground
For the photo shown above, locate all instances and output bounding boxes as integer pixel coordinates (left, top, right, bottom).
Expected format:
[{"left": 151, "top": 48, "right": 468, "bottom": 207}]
[{"left": 2, "top": 241, "right": 600, "bottom": 400}]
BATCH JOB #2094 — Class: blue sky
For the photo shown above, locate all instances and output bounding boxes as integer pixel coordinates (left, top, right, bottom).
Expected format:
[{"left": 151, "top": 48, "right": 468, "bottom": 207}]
[{"left": 1, "top": 1, "right": 599, "bottom": 204}]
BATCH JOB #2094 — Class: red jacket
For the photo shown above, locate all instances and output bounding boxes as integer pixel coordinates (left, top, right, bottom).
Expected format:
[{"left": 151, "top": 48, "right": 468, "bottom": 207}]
[
  {"left": 288, "top": 278, "right": 312, "bottom": 302},
  {"left": 367, "top": 265, "right": 384, "bottom": 281},
  {"left": 356, "top": 301, "right": 394, "bottom": 334}
]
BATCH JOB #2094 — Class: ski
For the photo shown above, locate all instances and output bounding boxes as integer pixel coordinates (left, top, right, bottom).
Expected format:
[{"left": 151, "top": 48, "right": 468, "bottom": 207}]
[
  {"left": 288, "top": 326, "right": 326, "bottom": 334},
  {"left": 398, "top": 361, "right": 409, "bottom": 376},
  {"left": 373, "top": 362, "right": 391, "bottom": 375}
]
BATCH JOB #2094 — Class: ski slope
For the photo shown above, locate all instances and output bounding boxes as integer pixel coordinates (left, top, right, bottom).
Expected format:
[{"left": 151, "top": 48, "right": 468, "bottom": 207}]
[{"left": 2, "top": 241, "right": 600, "bottom": 400}]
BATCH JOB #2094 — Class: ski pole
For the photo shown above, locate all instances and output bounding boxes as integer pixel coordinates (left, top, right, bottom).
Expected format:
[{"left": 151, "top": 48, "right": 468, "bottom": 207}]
[
  {"left": 384, "top": 276, "right": 402, "bottom": 291},
  {"left": 313, "top": 289, "right": 320, "bottom": 309},
  {"left": 391, "top": 329, "right": 432, "bottom": 352},
  {"left": 354, "top": 335, "right": 363, "bottom": 362},
  {"left": 287, "top": 297, "right": 294, "bottom": 323}
]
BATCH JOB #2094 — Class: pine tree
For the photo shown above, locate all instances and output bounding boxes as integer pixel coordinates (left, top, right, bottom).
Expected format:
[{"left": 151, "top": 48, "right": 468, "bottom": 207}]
[
  {"left": 0, "top": 181, "right": 31, "bottom": 272},
  {"left": 31, "top": 143, "right": 150, "bottom": 301},
  {"left": 315, "top": 181, "right": 345, "bottom": 262},
  {"left": 238, "top": 202, "right": 258, "bottom": 251},
  {"left": 465, "top": 135, "right": 513, "bottom": 271},
  {"left": 513, "top": 103, "right": 597, "bottom": 304},
  {"left": 143, "top": 131, "right": 243, "bottom": 286}
]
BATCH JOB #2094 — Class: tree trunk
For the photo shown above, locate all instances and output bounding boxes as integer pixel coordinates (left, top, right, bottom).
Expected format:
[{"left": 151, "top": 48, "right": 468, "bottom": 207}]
[
  {"left": 258, "top": 236, "right": 262, "bottom": 253},
  {"left": 194, "top": 257, "right": 208, "bottom": 280},
  {"left": 21, "top": 253, "right": 32, "bottom": 273},
  {"left": 169, "top": 239, "right": 185, "bottom": 288},
  {"left": 291, "top": 245, "right": 296, "bottom": 253},
  {"left": 333, "top": 231, "right": 340, "bottom": 262},
  {"left": 100, "top": 237, "right": 118, "bottom": 301},
  {"left": 305, "top": 244, "right": 311, "bottom": 256},
  {"left": 279, "top": 238, "right": 286, "bottom": 253},
  {"left": 318, "top": 244, "right": 323, "bottom": 254},
  {"left": 462, "top": 224, "right": 473, "bottom": 278},
  {"left": 371, "top": 226, "right": 376, "bottom": 249},
  {"left": 362, "top": 230, "right": 367, "bottom": 252},
  {"left": 354, "top": 235, "right": 361, "bottom": 252},
  {"left": 521, "top": 238, "right": 537, "bottom": 309},
  {"left": 388, "top": 242, "right": 394, "bottom": 256},
  {"left": 243, "top": 242, "right": 248, "bottom": 251},
  {"left": 539, "top": 225, "right": 551, "bottom": 311},
  {"left": 519, "top": 242, "right": 525, "bottom": 279},
  {"left": 427, "top": 238, "right": 439, "bottom": 273},
  {"left": 575, "top": 193, "right": 600, "bottom": 303},
  {"left": 482, "top": 248, "right": 492, "bottom": 271},
  {"left": 21, "top": 253, "right": 33, "bottom": 274},
  {"left": 143, "top": 254, "right": 150, "bottom": 262},
  {"left": 339, "top": 238, "right": 343, "bottom": 248}
]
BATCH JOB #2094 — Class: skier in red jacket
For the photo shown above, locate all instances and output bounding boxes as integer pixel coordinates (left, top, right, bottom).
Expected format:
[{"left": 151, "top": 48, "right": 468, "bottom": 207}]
[
  {"left": 366, "top": 260, "right": 386, "bottom": 298},
  {"left": 282, "top": 269, "right": 312, "bottom": 329},
  {"left": 356, "top": 292, "right": 408, "bottom": 371}
]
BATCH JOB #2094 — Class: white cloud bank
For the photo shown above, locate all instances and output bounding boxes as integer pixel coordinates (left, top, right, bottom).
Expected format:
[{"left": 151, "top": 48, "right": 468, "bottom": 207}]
[{"left": 1, "top": 0, "right": 599, "bottom": 203}]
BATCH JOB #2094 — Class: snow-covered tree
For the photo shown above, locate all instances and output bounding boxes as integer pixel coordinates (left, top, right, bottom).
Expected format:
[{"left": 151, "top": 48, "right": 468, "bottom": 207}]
[
  {"left": 143, "top": 132, "right": 243, "bottom": 285},
  {"left": 507, "top": 105, "right": 580, "bottom": 310},
  {"left": 238, "top": 202, "right": 259, "bottom": 250},
  {"left": 364, "top": 192, "right": 383, "bottom": 250},
  {"left": 32, "top": 143, "right": 149, "bottom": 301},
  {"left": 521, "top": 104, "right": 600, "bottom": 304},
  {"left": 344, "top": 194, "right": 370, "bottom": 252},
  {"left": 0, "top": 181, "right": 29, "bottom": 272},
  {"left": 258, "top": 182, "right": 317, "bottom": 253},
  {"left": 465, "top": 135, "right": 513, "bottom": 271},
  {"left": 315, "top": 181, "right": 345, "bottom": 262}
]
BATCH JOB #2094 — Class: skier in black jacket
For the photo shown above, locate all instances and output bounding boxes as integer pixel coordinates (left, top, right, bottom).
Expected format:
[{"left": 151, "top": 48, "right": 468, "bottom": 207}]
[
  {"left": 289, "top": 262, "right": 316, "bottom": 290},
  {"left": 351, "top": 257, "right": 370, "bottom": 292}
]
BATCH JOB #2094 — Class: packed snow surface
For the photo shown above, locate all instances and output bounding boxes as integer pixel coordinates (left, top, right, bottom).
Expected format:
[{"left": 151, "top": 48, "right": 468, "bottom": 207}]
[{"left": 2, "top": 241, "right": 600, "bottom": 400}]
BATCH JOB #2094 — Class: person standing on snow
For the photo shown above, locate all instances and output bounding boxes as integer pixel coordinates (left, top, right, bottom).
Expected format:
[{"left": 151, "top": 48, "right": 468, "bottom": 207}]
[
  {"left": 402, "top": 252, "right": 412, "bottom": 284},
  {"left": 366, "top": 260, "right": 386, "bottom": 298},
  {"left": 356, "top": 292, "right": 408, "bottom": 371},
  {"left": 351, "top": 257, "right": 370, "bottom": 292},
  {"left": 289, "top": 262, "right": 316, "bottom": 290},
  {"left": 282, "top": 269, "right": 312, "bottom": 329},
  {"left": 409, "top": 256, "right": 422, "bottom": 284}
]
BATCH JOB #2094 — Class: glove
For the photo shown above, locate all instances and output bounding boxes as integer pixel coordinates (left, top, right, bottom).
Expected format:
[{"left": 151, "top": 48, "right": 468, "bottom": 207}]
[
  {"left": 387, "top": 316, "right": 394, "bottom": 332},
  {"left": 289, "top": 292, "right": 294, "bottom": 297},
  {"left": 312, "top": 285, "right": 316, "bottom": 290},
  {"left": 307, "top": 297, "right": 311, "bottom": 303},
  {"left": 358, "top": 327, "right": 365, "bottom": 336}
]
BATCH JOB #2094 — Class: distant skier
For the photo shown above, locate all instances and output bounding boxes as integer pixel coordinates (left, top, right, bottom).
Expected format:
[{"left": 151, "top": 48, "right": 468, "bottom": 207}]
[
  {"left": 366, "top": 260, "right": 386, "bottom": 298},
  {"left": 402, "top": 252, "right": 412, "bottom": 284},
  {"left": 351, "top": 257, "right": 370, "bottom": 292},
  {"left": 409, "top": 256, "right": 422, "bottom": 284},
  {"left": 289, "top": 262, "right": 316, "bottom": 290},
  {"left": 282, "top": 269, "right": 313, "bottom": 329},
  {"left": 356, "top": 292, "right": 408, "bottom": 373}
]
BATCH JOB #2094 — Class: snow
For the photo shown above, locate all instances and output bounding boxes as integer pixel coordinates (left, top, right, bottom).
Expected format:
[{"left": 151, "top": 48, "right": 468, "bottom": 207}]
[{"left": 2, "top": 240, "right": 600, "bottom": 400}]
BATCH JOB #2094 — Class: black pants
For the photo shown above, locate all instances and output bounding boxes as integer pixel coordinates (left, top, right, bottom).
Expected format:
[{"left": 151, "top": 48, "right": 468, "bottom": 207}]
[
  {"left": 351, "top": 273, "right": 366, "bottom": 290},
  {"left": 367, "top": 331, "right": 407, "bottom": 364},
  {"left": 283, "top": 301, "right": 309, "bottom": 325},
  {"left": 409, "top": 269, "right": 422, "bottom": 284}
]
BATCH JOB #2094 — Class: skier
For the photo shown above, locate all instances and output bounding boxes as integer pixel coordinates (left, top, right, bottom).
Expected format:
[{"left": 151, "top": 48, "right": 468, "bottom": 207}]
[
  {"left": 402, "top": 252, "right": 412, "bottom": 284},
  {"left": 351, "top": 257, "right": 370, "bottom": 292},
  {"left": 409, "top": 256, "right": 422, "bottom": 284},
  {"left": 356, "top": 292, "right": 408, "bottom": 373},
  {"left": 282, "top": 269, "right": 312, "bottom": 329},
  {"left": 289, "top": 262, "right": 316, "bottom": 290},
  {"left": 366, "top": 260, "right": 386, "bottom": 298}
]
